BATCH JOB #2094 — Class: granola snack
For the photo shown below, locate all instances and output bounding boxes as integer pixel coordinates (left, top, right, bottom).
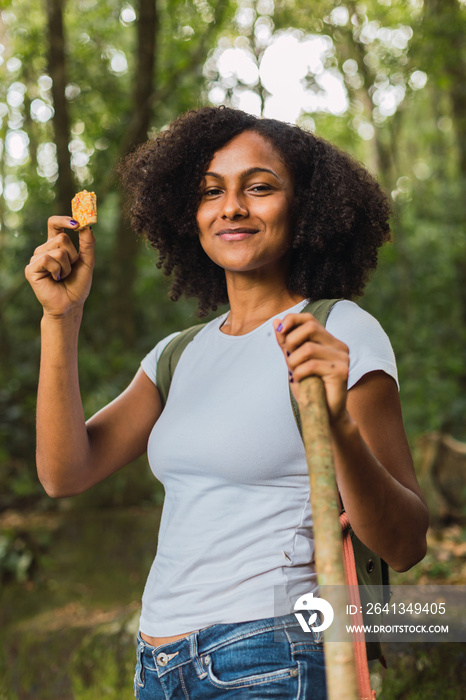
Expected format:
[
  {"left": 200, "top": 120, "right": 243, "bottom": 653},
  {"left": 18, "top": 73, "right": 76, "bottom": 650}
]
[{"left": 71, "top": 190, "right": 97, "bottom": 230}]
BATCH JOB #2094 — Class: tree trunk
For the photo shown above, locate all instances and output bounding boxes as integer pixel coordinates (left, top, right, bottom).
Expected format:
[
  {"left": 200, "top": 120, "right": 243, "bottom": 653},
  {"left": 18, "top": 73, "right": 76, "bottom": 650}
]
[
  {"left": 46, "top": 0, "right": 74, "bottom": 214},
  {"left": 336, "top": 12, "right": 396, "bottom": 188},
  {"left": 110, "top": 0, "right": 159, "bottom": 344},
  {"left": 109, "top": 0, "right": 231, "bottom": 343}
]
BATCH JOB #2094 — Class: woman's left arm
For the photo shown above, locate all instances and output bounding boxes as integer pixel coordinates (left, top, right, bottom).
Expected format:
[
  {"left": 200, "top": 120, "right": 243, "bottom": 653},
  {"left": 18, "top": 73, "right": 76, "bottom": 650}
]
[{"left": 274, "top": 313, "right": 429, "bottom": 573}]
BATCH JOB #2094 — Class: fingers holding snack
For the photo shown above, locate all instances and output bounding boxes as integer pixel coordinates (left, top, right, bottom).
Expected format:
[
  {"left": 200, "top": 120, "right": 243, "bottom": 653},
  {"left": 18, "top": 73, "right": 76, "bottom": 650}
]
[
  {"left": 28, "top": 245, "right": 74, "bottom": 282},
  {"left": 26, "top": 252, "right": 63, "bottom": 283},
  {"left": 46, "top": 215, "right": 80, "bottom": 240},
  {"left": 25, "top": 193, "right": 97, "bottom": 318},
  {"left": 34, "top": 214, "right": 90, "bottom": 279},
  {"left": 37, "top": 221, "right": 80, "bottom": 265}
]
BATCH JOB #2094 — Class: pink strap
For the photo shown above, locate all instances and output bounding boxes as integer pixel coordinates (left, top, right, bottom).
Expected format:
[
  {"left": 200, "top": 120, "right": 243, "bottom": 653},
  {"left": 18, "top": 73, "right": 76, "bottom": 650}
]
[{"left": 340, "top": 512, "right": 377, "bottom": 700}]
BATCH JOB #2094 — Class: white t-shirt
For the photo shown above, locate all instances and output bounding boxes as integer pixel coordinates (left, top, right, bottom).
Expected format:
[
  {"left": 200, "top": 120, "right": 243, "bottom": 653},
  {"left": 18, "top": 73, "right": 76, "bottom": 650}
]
[{"left": 139, "top": 299, "right": 398, "bottom": 636}]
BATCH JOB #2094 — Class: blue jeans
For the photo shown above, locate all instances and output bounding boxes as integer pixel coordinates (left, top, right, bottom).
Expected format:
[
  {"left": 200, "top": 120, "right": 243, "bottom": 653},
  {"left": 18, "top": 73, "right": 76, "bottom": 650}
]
[{"left": 134, "top": 613, "right": 327, "bottom": 699}]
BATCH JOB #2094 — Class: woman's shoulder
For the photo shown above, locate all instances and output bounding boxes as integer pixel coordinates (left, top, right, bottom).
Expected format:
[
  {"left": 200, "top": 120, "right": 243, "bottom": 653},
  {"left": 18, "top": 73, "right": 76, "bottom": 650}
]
[
  {"left": 327, "top": 300, "right": 386, "bottom": 334},
  {"left": 140, "top": 331, "right": 181, "bottom": 386},
  {"left": 326, "top": 300, "right": 399, "bottom": 390},
  {"left": 140, "top": 313, "right": 227, "bottom": 385}
]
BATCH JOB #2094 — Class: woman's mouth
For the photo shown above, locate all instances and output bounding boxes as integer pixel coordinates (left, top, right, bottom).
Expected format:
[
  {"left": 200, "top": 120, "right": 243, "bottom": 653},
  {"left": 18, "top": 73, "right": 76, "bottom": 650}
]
[{"left": 216, "top": 228, "right": 258, "bottom": 240}]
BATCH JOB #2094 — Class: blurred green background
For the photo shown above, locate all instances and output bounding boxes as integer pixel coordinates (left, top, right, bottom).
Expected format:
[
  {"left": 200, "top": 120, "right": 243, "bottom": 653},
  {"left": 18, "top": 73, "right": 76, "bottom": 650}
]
[{"left": 0, "top": 0, "right": 465, "bottom": 698}]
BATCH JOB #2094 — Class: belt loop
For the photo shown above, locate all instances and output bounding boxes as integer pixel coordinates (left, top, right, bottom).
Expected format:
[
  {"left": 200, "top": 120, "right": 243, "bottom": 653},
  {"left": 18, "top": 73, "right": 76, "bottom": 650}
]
[
  {"left": 189, "top": 631, "right": 207, "bottom": 679},
  {"left": 136, "top": 641, "right": 145, "bottom": 688}
]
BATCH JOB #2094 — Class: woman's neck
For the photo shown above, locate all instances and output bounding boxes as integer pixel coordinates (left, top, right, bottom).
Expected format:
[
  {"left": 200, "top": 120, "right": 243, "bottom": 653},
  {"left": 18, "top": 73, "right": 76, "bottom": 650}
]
[{"left": 221, "top": 273, "right": 306, "bottom": 336}]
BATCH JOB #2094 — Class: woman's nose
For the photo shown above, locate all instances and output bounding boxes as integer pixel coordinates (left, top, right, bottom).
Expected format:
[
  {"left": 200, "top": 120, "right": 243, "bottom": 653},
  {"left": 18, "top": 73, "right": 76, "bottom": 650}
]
[{"left": 221, "top": 190, "right": 248, "bottom": 219}]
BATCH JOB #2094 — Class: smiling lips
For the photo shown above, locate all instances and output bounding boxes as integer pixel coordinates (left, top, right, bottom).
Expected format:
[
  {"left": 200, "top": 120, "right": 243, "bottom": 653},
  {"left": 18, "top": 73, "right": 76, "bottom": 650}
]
[{"left": 216, "top": 227, "right": 258, "bottom": 240}]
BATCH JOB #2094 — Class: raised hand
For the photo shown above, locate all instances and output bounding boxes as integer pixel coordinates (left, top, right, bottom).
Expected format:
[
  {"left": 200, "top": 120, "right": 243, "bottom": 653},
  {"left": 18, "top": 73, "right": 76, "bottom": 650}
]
[{"left": 25, "top": 216, "right": 95, "bottom": 318}]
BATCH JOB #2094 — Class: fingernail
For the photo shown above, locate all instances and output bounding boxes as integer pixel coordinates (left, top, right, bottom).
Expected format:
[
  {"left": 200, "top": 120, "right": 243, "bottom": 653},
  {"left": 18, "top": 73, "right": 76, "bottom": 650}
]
[
  {"left": 56, "top": 273, "right": 61, "bottom": 282},
  {"left": 289, "top": 375, "right": 294, "bottom": 383},
  {"left": 286, "top": 351, "right": 290, "bottom": 357},
  {"left": 70, "top": 219, "right": 78, "bottom": 226},
  {"left": 288, "top": 370, "right": 293, "bottom": 377},
  {"left": 276, "top": 322, "right": 283, "bottom": 332}
]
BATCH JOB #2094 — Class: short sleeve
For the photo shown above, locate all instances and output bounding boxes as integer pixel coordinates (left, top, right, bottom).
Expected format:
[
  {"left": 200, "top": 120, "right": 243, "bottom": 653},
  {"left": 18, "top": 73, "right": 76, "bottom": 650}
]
[
  {"left": 326, "top": 300, "right": 399, "bottom": 390},
  {"left": 140, "top": 332, "right": 180, "bottom": 386}
]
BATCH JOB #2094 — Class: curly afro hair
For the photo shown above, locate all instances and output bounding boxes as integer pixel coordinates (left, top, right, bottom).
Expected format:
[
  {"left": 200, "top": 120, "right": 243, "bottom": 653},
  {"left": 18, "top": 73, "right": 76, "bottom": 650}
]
[{"left": 119, "top": 106, "right": 391, "bottom": 316}]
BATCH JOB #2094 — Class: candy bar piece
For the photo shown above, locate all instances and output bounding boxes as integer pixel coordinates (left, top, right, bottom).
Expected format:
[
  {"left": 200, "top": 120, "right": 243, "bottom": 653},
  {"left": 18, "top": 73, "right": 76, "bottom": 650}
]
[{"left": 71, "top": 190, "right": 97, "bottom": 230}]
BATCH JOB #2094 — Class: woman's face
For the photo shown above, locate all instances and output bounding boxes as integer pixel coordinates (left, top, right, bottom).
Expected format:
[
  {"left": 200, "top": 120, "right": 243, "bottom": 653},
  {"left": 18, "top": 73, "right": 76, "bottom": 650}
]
[{"left": 196, "top": 130, "right": 294, "bottom": 278}]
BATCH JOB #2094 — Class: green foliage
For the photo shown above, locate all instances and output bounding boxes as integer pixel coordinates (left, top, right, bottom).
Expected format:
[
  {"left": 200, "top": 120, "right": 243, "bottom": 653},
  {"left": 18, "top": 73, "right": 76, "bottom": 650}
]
[
  {"left": 70, "top": 628, "right": 136, "bottom": 700},
  {"left": 0, "top": 531, "right": 34, "bottom": 583},
  {"left": 1, "top": 0, "right": 465, "bottom": 514},
  {"left": 0, "top": 0, "right": 233, "bottom": 510},
  {"left": 362, "top": 177, "right": 466, "bottom": 441},
  {"left": 378, "top": 643, "right": 465, "bottom": 700}
]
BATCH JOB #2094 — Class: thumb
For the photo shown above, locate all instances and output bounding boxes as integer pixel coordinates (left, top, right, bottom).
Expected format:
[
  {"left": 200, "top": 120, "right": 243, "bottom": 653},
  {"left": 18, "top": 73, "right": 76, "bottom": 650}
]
[
  {"left": 78, "top": 226, "right": 96, "bottom": 268},
  {"left": 273, "top": 318, "right": 288, "bottom": 357}
]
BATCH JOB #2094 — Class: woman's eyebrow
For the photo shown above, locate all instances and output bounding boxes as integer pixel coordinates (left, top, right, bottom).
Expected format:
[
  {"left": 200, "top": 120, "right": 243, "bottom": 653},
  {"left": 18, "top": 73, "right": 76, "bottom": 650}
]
[{"left": 204, "top": 167, "right": 282, "bottom": 181}]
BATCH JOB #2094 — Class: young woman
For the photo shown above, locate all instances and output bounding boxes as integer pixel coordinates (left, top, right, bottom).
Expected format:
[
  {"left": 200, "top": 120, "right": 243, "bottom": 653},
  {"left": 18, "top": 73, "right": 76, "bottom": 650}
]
[{"left": 25, "top": 107, "right": 428, "bottom": 699}]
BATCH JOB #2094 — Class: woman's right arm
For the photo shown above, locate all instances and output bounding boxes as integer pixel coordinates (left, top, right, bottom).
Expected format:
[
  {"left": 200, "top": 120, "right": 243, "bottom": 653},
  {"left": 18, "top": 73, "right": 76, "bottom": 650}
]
[{"left": 25, "top": 216, "right": 162, "bottom": 498}]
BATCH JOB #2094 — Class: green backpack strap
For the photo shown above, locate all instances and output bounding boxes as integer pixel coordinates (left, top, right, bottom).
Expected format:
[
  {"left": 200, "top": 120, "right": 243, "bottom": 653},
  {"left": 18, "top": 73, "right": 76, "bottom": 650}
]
[{"left": 155, "top": 323, "right": 207, "bottom": 408}]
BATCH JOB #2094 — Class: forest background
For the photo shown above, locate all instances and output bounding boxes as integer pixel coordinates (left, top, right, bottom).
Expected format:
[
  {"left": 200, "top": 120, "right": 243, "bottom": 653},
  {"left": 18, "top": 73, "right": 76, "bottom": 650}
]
[{"left": 0, "top": 0, "right": 465, "bottom": 698}]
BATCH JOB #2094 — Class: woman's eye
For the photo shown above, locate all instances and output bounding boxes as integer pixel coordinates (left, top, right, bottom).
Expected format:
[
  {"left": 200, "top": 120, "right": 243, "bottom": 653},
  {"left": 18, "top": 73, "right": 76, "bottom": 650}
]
[
  {"left": 250, "top": 184, "right": 272, "bottom": 193},
  {"left": 203, "top": 188, "right": 222, "bottom": 197}
]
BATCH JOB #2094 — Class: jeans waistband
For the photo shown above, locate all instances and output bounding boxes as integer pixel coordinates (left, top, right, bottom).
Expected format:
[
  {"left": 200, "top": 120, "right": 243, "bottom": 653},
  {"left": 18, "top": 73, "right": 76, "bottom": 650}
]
[{"left": 137, "top": 612, "right": 308, "bottom": 677}]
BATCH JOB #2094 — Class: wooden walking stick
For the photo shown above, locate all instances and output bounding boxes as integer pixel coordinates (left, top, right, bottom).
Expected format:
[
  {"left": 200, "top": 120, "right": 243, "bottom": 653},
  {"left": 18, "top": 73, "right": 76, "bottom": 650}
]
[{"left": 298, "top": 375, "right": 359, "bottom": 700}]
